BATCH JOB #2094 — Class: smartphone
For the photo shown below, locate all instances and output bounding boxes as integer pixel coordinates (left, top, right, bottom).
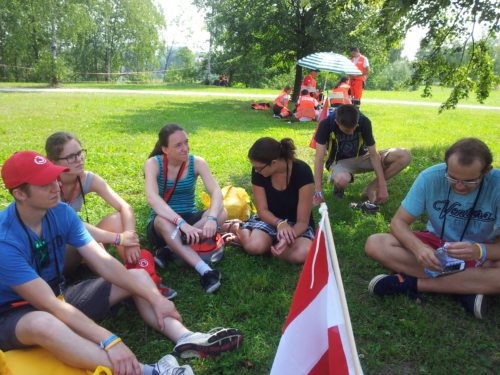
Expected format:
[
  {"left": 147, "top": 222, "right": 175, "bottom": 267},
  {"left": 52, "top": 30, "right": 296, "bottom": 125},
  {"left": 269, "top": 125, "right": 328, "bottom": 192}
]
[{"left": 439, "top": 261, "right": 465, "bottom": 276}]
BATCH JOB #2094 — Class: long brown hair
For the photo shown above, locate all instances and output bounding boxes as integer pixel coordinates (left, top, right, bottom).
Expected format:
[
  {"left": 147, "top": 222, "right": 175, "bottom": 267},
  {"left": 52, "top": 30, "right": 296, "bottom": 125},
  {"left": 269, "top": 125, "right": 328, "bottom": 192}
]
[
  {"left": 148, "top": 124, "right": 184, "bottom": 158},
  {"left": 45, "top": 132, "right": 81, "bottom": 161},
  {"left": 248, "top": 137, "right": 296, "bottom": 164}
]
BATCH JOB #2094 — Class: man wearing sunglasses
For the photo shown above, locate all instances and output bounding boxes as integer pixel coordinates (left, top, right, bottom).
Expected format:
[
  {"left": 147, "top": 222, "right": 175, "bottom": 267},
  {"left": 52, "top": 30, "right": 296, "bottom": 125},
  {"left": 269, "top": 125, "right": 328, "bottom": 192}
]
[
  {"left": 0, "top": 151, "right": 243, "bottom": 374},
  {"left": 365, "top": 138, "right": 500, "bottom": 319},
  {"left": 313, "top": 104, "right": 411, "bottom": 209}
]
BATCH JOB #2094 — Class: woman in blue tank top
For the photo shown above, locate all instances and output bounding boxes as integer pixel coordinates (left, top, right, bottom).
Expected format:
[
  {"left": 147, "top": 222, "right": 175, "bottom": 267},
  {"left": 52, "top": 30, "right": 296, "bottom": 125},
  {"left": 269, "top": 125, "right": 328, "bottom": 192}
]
[{"left": 144, "top": 124, "right": 226, "bottom": 294}]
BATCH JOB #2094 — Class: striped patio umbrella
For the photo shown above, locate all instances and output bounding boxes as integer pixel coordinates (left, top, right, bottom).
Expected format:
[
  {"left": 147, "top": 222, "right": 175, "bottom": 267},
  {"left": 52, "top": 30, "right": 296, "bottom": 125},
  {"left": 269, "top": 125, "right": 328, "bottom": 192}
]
[{"left": 297, "top": 52, "right": 362, "bottom": 75}]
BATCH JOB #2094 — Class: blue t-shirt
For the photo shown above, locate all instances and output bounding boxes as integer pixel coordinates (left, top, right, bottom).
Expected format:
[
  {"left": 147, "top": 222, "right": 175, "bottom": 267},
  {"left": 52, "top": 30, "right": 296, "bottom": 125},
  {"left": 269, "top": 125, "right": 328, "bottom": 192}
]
[
  {"left": 402, "top": 163, "right": 500, "bottom": 243},
  {"left": 0, "top": 202, "right": 92, "bottom": 306}
]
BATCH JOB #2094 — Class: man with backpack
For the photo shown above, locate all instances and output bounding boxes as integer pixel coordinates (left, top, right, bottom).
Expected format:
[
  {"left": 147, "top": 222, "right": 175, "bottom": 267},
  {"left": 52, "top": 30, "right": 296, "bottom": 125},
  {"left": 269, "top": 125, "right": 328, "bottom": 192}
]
[{"left": 312, "top": 104, "right": 411, "bottom": 210}]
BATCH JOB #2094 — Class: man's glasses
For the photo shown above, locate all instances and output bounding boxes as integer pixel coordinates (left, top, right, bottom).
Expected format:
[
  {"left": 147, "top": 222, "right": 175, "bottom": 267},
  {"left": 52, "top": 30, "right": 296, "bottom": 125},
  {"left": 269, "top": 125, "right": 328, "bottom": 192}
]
[
  {"left": 34, "top": 239, "right": 50, "bottom": 268},
  {"left": 58, "top": 149, "right": 87, "bottom": 164},
  {"left": 445, "top": 173, "right": 483, "bottom": 187},
  {"left": 253, "top": 163, "right": 270, "bottom": 173}
]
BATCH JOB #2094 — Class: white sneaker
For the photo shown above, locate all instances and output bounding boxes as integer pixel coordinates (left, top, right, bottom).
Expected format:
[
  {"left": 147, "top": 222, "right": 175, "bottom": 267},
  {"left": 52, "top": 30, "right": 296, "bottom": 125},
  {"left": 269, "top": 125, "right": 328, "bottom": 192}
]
[
  {"left": 173, "top": 327, "right": 243, "bottom": 359},
  {"left": 154, "top": 354, "right": 194, "bottom": 375}
]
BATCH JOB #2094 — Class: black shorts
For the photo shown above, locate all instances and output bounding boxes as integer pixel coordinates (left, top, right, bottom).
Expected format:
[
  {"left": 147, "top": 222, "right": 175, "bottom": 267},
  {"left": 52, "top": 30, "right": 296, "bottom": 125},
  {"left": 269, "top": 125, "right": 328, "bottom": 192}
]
[
  {"left": 0, "top": 277, "right": 112, "bottom": 351},
  {"left": 147, "top": 211, "right": 205, "bottom": 250}
]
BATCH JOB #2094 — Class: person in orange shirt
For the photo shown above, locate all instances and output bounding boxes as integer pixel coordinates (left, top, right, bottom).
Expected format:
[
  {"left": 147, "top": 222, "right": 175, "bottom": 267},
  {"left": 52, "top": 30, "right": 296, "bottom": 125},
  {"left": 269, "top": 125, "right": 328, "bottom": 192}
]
[
  {"left": 301, "top": 70, "right": 319, "bottom": 96},
  {"left": 272, "top": 85, "right": 292, "bottom": 118},
  {"left": 329, "top": 76, "right": 352, "bottom": 108},
  {"left": 294, "top": 89, "right": 319, "bottom": 122},
  {"left": 348, "top": 47, "right": 369, "bottom": 104}
]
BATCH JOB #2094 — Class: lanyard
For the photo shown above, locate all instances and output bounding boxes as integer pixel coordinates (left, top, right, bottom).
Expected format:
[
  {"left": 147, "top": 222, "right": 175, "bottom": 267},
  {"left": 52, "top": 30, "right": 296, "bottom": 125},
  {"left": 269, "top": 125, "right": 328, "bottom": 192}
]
[
  {"left": 59, "top": 176, "right": 89, "bottom": 222},
  {"left": 14, "top": 205, "right": 63, "bottom": 288},
  {"left": 162, "top": 154, "right": 186, "bottom": 203},
  {"left": 440, "top": 178, "right": 484, "bottom": 242}
]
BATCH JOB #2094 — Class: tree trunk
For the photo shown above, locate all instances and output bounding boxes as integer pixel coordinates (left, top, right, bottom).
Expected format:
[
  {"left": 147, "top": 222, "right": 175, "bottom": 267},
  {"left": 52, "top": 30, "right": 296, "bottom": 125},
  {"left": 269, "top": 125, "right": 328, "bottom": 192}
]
[{"left": 292, "top": 64, "right": 303, "bottom": 101}]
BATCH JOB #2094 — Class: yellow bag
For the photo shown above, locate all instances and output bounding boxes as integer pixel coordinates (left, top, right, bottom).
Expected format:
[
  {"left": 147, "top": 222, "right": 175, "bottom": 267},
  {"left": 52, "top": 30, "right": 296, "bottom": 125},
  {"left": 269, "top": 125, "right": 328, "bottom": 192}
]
[
  {"left": 1, "top": 348, "right": 112, "bottom": 375},
  {"left": 201, "top": 185, "right": 255, "bottom": 221}
]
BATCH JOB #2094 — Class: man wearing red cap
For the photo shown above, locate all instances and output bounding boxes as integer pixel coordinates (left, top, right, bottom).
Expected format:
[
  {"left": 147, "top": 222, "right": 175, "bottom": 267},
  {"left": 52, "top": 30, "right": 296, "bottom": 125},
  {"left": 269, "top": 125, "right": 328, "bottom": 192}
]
[{"left": 0, "top": 151, "right": 243, "bottom": 375}]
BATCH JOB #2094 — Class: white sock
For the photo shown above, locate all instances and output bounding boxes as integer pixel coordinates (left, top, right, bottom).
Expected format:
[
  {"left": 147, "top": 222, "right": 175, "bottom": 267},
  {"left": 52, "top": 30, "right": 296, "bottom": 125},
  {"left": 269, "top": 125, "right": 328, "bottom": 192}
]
[{"left": 195, "top": 260, "right": 212, "bottom": 275}]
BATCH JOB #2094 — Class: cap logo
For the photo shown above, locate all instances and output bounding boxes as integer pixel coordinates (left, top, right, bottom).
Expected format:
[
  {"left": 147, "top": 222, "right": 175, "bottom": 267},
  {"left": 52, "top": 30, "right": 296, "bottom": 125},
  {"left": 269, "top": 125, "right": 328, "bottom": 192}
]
[{"left": 34, "top": 155, "right": 47, "bottom": 165}]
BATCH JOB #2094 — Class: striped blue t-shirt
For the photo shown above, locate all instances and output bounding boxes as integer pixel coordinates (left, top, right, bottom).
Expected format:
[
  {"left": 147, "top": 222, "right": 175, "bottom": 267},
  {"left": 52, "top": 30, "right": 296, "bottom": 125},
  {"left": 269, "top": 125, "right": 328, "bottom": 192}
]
[{"left": 149, "top": 154, "right": 197, "bottom": 220}]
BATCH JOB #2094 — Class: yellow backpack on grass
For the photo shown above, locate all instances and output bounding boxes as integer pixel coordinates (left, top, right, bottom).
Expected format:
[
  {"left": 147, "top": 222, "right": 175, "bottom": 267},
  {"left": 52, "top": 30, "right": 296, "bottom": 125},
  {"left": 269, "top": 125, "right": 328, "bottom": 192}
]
[
  {"left": 0, "top": 348, "right": 111, "bottom": 375},
  {"left": 201, "top": 185, "right": 255, "bottom": 221}
]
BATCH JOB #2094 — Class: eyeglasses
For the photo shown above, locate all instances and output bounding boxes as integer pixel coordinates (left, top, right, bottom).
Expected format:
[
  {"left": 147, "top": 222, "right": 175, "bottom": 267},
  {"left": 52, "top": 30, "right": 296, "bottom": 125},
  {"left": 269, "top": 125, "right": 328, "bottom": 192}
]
[
  {"left": 253, "top": 163, "right": 270, "bottom": 173},
  {"left": 444, "top": 173, "right": 483, "bottom": 187},
  {"left": 34, "top": 239, "right": 50, "bottom": 268},
  {"left": 58, "top": 149, "right": 86, "bottom": 163}
]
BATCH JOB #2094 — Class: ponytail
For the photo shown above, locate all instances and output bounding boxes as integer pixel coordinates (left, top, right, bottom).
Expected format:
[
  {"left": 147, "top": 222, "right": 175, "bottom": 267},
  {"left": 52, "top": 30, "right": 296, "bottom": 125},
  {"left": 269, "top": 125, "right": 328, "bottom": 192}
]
[{"left": 248, "top": 137, "right": 296, "bottom": 164}]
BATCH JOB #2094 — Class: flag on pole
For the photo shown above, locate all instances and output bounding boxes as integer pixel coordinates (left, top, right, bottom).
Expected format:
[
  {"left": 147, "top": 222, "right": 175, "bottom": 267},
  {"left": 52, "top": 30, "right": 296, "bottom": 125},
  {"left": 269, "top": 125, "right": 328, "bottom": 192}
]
[
  {"left": 309, "top": 97, "right": 329, "bottom": 149},
  {"left": 270, "top": 203, "right": 363, "bottom": 375}
]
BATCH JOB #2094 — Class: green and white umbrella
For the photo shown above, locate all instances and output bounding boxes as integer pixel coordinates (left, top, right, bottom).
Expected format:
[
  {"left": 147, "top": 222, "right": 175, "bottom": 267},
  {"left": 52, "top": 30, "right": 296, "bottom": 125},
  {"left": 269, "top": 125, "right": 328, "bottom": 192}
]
[{"left": 298, "top": 52, "right": 362, "bottom": 75}]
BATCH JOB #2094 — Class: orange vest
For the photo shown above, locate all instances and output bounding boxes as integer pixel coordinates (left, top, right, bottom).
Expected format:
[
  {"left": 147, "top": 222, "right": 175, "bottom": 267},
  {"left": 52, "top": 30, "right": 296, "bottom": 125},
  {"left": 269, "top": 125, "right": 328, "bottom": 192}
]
[
  {"left": 351, "top": 55, "right": 368, "bottom": 81},
  {"left": 330, "top": 84, "right": 352, "bottom": 105},
  {"left": 296, "top": 95, "right": 317, "bottom": 119},
  {"left": 273, "top": 91, "right": 289, "bottom": 107}
]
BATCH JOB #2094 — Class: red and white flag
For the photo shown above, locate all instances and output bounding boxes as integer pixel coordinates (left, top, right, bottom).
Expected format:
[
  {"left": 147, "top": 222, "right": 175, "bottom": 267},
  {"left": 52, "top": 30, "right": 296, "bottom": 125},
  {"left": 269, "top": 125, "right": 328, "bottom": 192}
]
[{"left": 271, "top": 204, "right": 363, "bottom": 375}]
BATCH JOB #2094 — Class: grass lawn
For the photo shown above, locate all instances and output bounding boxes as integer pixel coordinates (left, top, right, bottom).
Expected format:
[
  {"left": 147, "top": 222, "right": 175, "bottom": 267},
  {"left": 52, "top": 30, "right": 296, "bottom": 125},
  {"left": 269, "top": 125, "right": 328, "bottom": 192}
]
[{"left": 0, "top": 89, "right": 499, "bottom": 374}]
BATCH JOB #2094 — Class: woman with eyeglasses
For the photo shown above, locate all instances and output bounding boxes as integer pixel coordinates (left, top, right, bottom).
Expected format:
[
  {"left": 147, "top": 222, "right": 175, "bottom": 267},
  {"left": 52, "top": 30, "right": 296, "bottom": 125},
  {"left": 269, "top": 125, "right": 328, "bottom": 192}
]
[
  {"left": 45, "top": 132, "right": 141, "bottom": 271},
  {"left": 225, "top": 137, "right": 314, "bottom": 264}
]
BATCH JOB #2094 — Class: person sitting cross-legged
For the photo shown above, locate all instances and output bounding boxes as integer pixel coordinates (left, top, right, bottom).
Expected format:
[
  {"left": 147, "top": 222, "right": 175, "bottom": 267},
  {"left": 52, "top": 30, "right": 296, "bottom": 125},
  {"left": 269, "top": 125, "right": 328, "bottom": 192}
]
[
  {"left": 0, "top": 151, "right": 243, "bottom": 375},
  {"left": 365, "top": 138, "right": 500, "bottom": 319}
]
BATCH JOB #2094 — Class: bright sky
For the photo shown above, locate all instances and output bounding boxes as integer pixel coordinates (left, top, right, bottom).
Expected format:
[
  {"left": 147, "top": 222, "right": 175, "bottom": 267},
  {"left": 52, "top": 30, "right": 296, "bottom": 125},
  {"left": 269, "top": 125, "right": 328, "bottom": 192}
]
[
  {"left": 157, "top": 0, "right": 424, "bottom": 59},
  {"left": 156, "top": 0, "right": 210, "bottom": 52}
]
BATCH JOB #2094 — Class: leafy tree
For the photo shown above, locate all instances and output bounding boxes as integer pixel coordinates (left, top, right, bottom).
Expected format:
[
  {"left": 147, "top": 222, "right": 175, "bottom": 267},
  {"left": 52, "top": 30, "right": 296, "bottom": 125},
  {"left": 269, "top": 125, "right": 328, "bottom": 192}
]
[
  {"left": 375, "top": 0, "right": 499, "bottom": 109},
  {"left": 195, "top": 0, "right": 392, "bottom": 99}
]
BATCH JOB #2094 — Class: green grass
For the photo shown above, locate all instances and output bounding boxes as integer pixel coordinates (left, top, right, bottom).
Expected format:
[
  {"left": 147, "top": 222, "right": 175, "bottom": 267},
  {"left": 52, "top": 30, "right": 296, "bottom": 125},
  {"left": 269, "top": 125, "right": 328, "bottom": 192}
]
[{"left": 0, "top": 89, "right": 499, "bottom": 374}]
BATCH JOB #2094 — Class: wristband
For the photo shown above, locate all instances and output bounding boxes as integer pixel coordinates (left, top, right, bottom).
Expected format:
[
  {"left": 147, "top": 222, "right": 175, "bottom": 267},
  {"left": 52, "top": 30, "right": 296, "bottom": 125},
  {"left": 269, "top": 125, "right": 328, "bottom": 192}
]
[
  {"left": 170, "top": 219, "right": 186, "bottom": 240},
  {"left": 100, "top": 334, "right": 119, "bottom": 350},
  {"left": 207, "top": 216, "right": 218, "bottom": 222},
  {"left": 277, "top": 219, "right": 288, "bottom": 230},
  {"left": 314, "top": 191, "right": 323, "bottom": 198},
  {"left": 104, "top": 337, "right": 123, "bottom": 351},
  {"left": 274, "top": 218, "right": 283, "bottom": 226},
  {"left": 475, "top": 242, "right": 487, "bottom": 263},
  {"left": 114, "top": 233, "right": 121, "bottom": 245}
]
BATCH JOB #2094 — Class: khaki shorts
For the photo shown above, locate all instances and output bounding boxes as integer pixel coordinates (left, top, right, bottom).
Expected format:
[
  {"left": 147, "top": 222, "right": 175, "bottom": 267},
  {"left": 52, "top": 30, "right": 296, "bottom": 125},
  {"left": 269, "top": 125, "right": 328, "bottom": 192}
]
[{"left": 328, "top": 148, "right": 395, "bottom": 180}]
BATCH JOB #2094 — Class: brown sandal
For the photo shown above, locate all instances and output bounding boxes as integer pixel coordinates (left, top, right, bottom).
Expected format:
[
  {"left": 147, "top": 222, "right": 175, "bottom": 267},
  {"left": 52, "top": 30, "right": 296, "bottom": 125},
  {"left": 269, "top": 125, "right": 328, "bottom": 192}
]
[{"left": 221, "top": 219, "right": 243, "bottom": 234}]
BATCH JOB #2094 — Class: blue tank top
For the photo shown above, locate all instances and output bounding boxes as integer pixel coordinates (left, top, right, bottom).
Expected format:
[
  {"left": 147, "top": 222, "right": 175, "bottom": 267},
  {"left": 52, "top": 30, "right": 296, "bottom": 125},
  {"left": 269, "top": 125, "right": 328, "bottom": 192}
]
[{"left": 149, "top": 154, "right": 197, "bottom": 220}]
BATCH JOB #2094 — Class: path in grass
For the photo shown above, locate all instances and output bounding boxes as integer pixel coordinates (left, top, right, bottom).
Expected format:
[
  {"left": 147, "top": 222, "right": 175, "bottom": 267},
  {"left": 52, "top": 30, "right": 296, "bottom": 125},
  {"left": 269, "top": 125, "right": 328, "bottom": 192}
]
[{"left": 1, "top": 87, "right": 499, "bottom": 110}]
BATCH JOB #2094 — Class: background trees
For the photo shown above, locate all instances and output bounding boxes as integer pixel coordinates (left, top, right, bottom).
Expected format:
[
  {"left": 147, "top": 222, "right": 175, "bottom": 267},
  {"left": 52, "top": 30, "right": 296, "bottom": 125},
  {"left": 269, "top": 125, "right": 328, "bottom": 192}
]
[{"left": 0, "top": 0, "right": 164, "bottom": 85}]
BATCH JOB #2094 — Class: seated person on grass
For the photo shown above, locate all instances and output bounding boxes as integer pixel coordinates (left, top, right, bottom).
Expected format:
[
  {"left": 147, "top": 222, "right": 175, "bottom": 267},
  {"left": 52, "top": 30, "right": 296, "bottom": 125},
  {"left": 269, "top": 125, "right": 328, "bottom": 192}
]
[
  {"left": 294, "top": 89, "right": 319, "bottom": 122},
  {"left": 365, "top": 138, "right": 499, "bottom": 319},
  {"left": 45, "top": 132, "right": 176, "bottom": 300},
  {"left": 144, "top": 124, "right": 227, "bottom": 294},
  {"left": 272, "top": 85, "right": 292, "bottom": 118},
  {"left": 224, "top": 137, "right": 314, "bottom": 264},
  {"left": 313, "top": 104, "right": 411, "bottom": 209},
  {"left": 0, "top": 151, "right": 243, "bottom": 375}
]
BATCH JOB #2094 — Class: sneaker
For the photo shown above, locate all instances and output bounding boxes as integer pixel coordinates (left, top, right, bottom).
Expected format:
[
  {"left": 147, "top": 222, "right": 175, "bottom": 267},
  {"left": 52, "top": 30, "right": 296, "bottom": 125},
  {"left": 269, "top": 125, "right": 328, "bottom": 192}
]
[
  {"left": 154, "top": 247, "right": 172, "bottom": 269},
  {"left": 456, "top": 294, "right": 487, "bottom": 319},
  {"left": 350, "top": 200, "right": 379, "bottom": 214},
  {"left": 333, "top": 186, "right": 345, "bottom": 199},
  {"left": 159, "top": 283, "right": 177, "bottom": 300},
  {"left": 174, "top": 328, "right": 244, "bottom": 359},
  {"left": 154, "top": 354, "right": 194, "bottom": 375},
  {"left": 201, "top": 270, "right": 221, "bottom": 293},
  {"left": 273, "top": 114, "right": 282, "bottom": 119},
  {"left": 368, "top": 273, "right": 420, "bottom": 300}
]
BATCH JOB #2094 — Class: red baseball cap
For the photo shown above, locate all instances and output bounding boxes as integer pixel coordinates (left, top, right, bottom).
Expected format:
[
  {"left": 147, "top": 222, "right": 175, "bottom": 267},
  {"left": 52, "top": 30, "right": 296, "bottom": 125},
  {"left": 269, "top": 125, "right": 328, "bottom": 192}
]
[{"left": 1, "top": 151, "right": 69, "bottom": 189}]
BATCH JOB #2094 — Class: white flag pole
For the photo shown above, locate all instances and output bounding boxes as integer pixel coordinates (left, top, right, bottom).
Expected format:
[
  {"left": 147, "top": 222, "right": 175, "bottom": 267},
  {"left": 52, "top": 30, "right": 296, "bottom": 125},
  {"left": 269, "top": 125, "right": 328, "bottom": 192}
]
[{"left": 319, "top": 203, "right": 363, "bottom": 375}]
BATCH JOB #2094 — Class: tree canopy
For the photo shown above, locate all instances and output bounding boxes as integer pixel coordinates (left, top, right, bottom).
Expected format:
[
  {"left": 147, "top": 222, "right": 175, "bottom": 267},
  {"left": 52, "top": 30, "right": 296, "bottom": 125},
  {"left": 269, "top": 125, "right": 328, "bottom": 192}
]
[
  {"left": 0, "top": 0, "right": 165, "bottom": 84},
  {"left": 195, "top": 0, "right": 498, "bottom": 107}
]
